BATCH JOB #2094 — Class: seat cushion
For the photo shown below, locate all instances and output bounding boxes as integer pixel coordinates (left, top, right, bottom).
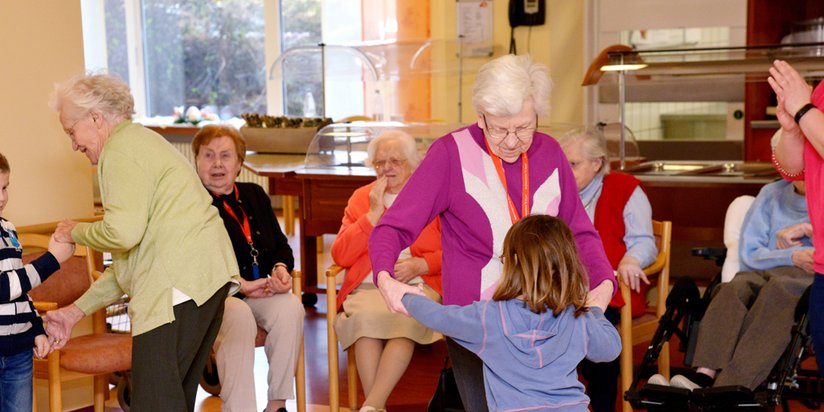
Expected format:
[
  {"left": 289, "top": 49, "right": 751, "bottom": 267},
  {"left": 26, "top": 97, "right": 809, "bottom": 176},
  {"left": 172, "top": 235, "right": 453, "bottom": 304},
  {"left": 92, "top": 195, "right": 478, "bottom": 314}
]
[
  {"left": 60, "top": 333, "right": 132, "bottom": 374},
  {"left": 254, "top": 326, "right": 266, "bottom": 347}
]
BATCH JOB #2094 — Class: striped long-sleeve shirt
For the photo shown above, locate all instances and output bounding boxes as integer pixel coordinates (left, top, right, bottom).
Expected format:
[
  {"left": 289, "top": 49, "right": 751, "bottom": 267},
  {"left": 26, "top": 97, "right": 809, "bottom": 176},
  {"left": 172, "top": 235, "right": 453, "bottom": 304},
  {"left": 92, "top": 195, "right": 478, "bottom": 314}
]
[{"left": 0, "top": 218, "right": 59, "bottom": 356}]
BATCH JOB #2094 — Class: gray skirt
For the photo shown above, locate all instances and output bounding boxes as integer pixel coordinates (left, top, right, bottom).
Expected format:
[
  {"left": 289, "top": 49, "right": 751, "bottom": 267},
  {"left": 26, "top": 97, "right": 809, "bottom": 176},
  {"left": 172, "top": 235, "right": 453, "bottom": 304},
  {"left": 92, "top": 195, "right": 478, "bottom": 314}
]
[{"left": 334, "top": 283, "right": 443, "bottom": 350}]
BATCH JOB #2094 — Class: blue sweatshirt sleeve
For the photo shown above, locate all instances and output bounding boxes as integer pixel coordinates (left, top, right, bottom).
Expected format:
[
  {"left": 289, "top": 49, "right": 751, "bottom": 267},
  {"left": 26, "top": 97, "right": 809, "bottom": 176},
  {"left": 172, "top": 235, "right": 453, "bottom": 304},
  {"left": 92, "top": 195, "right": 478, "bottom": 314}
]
[
  {"left": 584, "top": 307, "right": 622, "bottom": 363},
  {"left": 0, "top": 252, "right": 60, "bottom": 302},
  {"left": 402, "top": 293, "right": 486, "bottom": 350}
]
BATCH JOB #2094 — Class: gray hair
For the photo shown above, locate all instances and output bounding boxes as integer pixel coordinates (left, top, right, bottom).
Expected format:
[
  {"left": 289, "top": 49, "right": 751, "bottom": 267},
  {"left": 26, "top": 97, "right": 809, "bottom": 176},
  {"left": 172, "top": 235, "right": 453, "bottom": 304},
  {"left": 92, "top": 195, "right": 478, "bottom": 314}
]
[
  {"left": 472, "top": 54, "right": 552, "bottom": 117},
  {"left": 50, "top": 74, "right": 134, "bottom": 124},
  {"left": 558, "top": 126, "right": 610, "bottom": 175},
  {"left": 366, "top": 130, "right": 421, "bottom": 168}
]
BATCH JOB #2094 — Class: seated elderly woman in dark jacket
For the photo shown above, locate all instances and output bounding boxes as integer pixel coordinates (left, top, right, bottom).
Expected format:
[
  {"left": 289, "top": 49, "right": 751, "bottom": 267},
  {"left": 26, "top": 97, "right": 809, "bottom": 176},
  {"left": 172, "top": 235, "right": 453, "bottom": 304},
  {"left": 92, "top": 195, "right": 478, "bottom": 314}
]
[
  {"left": 331, "top": 130, "right": 443, "bottom": 412},
  {"left": 193, "top": 125, "right": 304, "bottom": 412}
]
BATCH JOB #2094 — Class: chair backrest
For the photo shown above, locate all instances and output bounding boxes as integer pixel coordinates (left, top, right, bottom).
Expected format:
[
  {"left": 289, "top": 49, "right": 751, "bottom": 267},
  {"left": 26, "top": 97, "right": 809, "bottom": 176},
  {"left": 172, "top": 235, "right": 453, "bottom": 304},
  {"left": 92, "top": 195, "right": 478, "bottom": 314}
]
[
  {"left": 720, "top": 195, "right": 755, "bottom": 283},
  {"left": 22, "top": 233, "right": 95, "bottom": 309}
]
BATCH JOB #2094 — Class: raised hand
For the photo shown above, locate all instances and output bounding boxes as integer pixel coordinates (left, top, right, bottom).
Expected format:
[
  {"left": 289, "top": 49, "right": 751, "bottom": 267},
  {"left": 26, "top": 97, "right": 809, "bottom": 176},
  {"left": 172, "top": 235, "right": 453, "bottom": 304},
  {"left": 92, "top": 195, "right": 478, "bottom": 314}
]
[
  {"left": 54, "top": 220, "right": 79, "bottom": 243},
  {"left": 366, "top": 176, "right": 388, "bottom": 225},
  {"left": 768, "top": 60, "right": 813, "bottom": 117},
  {"left": 48, "top": 234, "right": 75, "bottom": 263}
]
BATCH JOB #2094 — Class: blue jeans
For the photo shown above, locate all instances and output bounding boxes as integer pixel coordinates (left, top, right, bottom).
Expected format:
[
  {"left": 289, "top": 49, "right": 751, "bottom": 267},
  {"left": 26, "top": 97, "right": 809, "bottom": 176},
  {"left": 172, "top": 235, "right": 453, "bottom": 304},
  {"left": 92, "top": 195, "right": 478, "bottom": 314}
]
[
  {"left": 0, "top": 349, "right": 33, "bottom": 411},
  {"left": 810, "top": 273, "right": 824, "bottom": 373}
]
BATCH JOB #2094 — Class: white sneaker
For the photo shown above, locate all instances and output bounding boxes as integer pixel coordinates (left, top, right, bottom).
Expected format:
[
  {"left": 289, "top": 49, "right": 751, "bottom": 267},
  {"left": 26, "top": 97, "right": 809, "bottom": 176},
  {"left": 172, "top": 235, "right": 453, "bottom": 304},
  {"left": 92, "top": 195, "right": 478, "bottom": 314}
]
[
  {"left": 670, "top": 374, "right": 702, "bottom": 391},
  {"left": 647, "top": 373, "right": 670, "bottom": 386}
]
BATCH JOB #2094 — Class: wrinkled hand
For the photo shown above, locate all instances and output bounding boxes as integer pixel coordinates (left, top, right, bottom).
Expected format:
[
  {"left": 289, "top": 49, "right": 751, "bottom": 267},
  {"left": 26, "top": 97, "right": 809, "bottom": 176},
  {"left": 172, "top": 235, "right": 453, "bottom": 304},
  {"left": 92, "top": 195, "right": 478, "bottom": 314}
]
[
  {"left": 54, "top": 220, "right": 79, "bottom": 243},
  {"left": 792, "top": 249, "right": 815, "bottom": 273},
  {"left": 366, "top": 177, "right": 388, "bottom": 225},
  {"left": 34, "top": 334, "right": 51, "bottom": 358},
  {"left": 585, "top": 280, "right": 614, "bottom": 312},
  {"left": 44, "top": 304, "right": 84, "bottom": 350},
  {"left": 239, "top": 278, "right": 274, "bottom": 298},
  {"left": 48, "top": 234, "right": 75, "bottom": 263},
  {"left": 394, "top": 257, "right": 427, "bottom": 283},
  {"left": 616, "top": 256, "right": 649, "bottom": 293},
  {"left": 376, "top": 271, "right": 420, "bottom": 316},
  {"left": 267, "top": 266, "right": 292, "bottom": 294},
  {"left": 776, "top": 223, "right": 813, "bottom": 249},
  {"left": 768, "top": 60, "right": 813, "bottom": 118}
]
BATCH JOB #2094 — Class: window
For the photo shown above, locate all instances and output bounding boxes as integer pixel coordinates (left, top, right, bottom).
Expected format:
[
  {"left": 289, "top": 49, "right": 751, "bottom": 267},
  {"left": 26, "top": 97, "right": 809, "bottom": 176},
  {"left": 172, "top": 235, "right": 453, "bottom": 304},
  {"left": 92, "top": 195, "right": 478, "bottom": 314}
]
[{"left": 82, "top": 0, "right": 373, "bottom": 121}]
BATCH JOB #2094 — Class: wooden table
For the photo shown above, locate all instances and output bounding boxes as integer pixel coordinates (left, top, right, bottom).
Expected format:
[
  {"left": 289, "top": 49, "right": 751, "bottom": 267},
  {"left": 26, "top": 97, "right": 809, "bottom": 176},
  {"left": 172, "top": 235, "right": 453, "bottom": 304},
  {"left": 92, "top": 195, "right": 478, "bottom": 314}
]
[{"left": 244, "top": 154, "right": 375, "bottom": 293}]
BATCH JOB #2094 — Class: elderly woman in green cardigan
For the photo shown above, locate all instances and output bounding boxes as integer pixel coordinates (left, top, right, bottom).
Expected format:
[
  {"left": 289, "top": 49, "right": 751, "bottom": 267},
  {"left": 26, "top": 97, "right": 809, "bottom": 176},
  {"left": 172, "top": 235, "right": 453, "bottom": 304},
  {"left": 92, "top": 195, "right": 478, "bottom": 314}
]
[{"left": 46, "top": 74, "right": 240, "bottom": 412}]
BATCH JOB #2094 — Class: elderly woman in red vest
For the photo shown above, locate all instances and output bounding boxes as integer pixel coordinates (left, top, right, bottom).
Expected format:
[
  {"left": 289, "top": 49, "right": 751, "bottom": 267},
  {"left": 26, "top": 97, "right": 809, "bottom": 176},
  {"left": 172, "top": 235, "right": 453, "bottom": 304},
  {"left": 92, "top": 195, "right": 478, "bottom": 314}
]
[{"left": 559, "top": 126, "right": 657, "bottom": 412}]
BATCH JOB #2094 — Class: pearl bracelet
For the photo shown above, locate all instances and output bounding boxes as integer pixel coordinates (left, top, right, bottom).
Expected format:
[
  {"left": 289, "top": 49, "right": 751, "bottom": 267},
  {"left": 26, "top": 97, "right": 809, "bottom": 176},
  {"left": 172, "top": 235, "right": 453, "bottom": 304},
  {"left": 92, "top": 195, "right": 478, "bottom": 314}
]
[{"left": 771, "top": 149, "right": 803, "bottom": 179}]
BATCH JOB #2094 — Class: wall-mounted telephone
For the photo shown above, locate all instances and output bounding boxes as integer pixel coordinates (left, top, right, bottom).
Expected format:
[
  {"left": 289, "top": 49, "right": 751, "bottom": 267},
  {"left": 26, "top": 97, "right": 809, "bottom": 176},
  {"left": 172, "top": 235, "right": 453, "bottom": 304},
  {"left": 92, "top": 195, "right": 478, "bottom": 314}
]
[{"left": 508, "top": 0, "right": 545, "bottom": 28}]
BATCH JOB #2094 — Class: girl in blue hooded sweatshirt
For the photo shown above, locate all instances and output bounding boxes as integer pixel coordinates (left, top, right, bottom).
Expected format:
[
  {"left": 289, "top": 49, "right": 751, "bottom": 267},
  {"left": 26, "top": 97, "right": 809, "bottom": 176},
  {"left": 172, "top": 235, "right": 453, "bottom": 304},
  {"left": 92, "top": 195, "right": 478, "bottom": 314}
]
[{"left": 402, "top": 214, "right": 621, "bottom": 411}]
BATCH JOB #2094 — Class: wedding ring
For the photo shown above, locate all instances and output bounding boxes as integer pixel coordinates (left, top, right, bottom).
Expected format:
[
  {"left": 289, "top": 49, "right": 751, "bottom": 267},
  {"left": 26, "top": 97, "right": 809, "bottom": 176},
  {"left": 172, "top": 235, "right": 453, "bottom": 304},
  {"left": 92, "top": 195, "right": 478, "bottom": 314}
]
[{"left": 633, "top": 274, "right": 640, "bottom": 277}]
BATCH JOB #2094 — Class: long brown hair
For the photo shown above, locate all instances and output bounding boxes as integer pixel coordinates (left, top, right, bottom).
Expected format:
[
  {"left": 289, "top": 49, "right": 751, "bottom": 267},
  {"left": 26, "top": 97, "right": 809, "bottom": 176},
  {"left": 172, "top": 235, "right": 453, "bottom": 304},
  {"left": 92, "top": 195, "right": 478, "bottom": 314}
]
[{"left": 492, "top": 215, "right": 589, "bottom": 316}]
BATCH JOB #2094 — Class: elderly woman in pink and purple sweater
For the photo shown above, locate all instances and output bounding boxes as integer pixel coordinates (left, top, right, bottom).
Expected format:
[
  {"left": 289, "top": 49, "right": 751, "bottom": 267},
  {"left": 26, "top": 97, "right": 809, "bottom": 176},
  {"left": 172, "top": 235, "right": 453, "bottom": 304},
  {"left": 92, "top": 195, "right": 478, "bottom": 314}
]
[{"left": 368, "top": 54, "right": 616, "bottom": 411}]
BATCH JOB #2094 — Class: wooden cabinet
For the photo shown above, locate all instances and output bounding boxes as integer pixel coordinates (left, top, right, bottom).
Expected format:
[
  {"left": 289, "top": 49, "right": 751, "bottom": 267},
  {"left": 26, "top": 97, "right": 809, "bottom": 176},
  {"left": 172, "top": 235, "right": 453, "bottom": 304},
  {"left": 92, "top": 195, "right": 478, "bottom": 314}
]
[{"left": 745, "top": 0, "right": 824, "bottom": 161}]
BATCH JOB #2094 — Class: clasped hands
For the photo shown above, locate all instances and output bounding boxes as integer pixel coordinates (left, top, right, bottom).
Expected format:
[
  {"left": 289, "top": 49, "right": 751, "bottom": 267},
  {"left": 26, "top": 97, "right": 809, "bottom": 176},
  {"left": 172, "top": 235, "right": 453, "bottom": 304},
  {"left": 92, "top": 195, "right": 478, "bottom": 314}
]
[
  {"left": 240, "top": 266, "right": 292, "bottom": 298},
  {"left": 40, "top": 220, "right": 80, "bottom": 355}
]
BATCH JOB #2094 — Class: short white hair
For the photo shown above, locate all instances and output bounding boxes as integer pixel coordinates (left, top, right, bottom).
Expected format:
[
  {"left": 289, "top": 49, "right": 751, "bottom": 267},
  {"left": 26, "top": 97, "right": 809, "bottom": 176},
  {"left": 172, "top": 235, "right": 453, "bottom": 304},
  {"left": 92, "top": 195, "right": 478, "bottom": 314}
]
[
  {"left": 366, "top": 130, "right": 421, "bottom": 168},
  {"left": 472, "top": 54, "right": 552, "bottom": 117},
  {"left": 50, "top": 73, "right": 134, "bottom": 123},
  {"left": 558, "top": 126, "right": 610, "bottom": 175}
]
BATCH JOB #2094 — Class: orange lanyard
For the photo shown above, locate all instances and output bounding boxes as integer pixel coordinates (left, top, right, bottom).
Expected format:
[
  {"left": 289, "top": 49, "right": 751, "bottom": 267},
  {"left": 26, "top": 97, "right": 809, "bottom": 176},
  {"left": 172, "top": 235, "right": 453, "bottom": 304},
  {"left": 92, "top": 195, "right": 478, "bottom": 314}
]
[{"left": 484, "top": 138, "right": 530, "bottom": 224}]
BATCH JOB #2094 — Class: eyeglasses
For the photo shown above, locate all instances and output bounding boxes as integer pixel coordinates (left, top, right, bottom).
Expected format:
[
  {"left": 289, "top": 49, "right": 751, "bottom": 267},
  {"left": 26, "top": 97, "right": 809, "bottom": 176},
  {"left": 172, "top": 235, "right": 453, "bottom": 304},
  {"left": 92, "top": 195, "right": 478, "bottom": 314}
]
[
  {"left": 373, "top": 157, "right": 407, "bottom": 170},
  {"left": 63, "top": 112, "right": 93, "bottom": 139},
  {"left": 482, "top": 114, "right": 538, "bottom": 141}
]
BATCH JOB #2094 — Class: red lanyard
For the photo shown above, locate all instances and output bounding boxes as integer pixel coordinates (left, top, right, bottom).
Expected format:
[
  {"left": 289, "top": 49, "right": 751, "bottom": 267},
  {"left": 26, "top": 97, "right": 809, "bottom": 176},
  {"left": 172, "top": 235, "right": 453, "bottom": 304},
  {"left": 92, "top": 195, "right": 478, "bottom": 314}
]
[
  {"left": 215, "top": 184, "right": 253, "bottom": 244},
  {"left": 484, "top": 138, "right": 530, "bottom": 224},
  {"left": 213, "top": 185, "right": 261, "bottom": 278}
]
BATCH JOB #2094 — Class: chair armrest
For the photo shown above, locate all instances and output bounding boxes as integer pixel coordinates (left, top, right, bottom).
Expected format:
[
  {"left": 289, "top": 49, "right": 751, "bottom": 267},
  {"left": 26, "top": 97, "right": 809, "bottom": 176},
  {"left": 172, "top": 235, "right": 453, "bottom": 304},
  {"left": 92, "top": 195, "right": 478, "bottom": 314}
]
[{"left": 33, "top": 301, "right": 58, "bottom": 313}]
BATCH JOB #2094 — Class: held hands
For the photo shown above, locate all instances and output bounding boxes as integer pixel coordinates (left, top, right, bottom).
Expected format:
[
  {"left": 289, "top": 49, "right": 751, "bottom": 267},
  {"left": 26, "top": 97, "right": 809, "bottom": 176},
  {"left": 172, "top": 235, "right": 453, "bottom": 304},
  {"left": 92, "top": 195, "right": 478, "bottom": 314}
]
[
  {"left": 54, "top": 220, "right": 79, "bottom": 243},
  {"left": 792, "top": 249, "right": 815, "bottom": 273},
  {"left": 366, "top": 176, "right": 388, "bottom": 225},
  {"left": 776, "top": 223, "right": 813, "bottom": 249},
  {"left": 239, "top": 278, "right": 274, "bottom": 298},
  {"left": 616, "top": 256, "right": 649, "bottom": 293},
  {"left": 34, "top": 334, "right": 51, "bottom": 358},
  {"left": 44, "top": 304, "right": 85, "bottom": 350},
  {"left": 376, "top": 270, "right": 424, "bottom": 316},
  {"left": 48, "top": 234, "right": 75, "bottom": 263},
  {"left": 585, "top": 279, "right": 614, "bottom": 312},
  {"left": 394, "top": 257, "right": 428, "bottom": 283}
]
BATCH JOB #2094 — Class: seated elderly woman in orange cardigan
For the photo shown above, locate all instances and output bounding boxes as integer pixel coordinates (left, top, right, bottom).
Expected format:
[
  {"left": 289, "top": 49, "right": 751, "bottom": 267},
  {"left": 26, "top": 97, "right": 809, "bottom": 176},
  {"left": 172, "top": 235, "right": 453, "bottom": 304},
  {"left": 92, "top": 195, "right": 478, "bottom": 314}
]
[{"left": 331, "top": 130, "right": 442, "bottom": 412}]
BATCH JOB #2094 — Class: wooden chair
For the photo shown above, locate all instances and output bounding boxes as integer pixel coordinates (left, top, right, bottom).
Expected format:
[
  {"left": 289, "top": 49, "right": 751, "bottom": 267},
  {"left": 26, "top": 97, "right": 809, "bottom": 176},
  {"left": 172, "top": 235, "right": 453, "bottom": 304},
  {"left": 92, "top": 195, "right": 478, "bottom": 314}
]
[
  {"left": 618, "top": 220, "right": 672, "bottom": 412},
  {"left": 199, "top": 270, "right": 306, "bottom": 412},
  {"left": 325, "top": 264, "right": 359, "bottom": 412},
  {"left": 24, "top": 232, "right": 132, "bottom": 412}
]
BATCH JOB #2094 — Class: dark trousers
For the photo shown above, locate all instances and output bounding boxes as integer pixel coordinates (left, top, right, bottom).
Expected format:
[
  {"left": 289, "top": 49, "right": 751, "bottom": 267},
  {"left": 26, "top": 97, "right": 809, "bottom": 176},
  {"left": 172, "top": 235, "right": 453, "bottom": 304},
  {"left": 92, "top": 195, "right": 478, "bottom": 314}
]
[
  {"left": 579, "top": 306, "right": 621, "bottom": 412},
  {"left": 131, "top": 283, "right": 229, "bottom": 411},
  {"left": 810, "top": 273, "right": 824, "bottom": 373},
  {"left": 447, "top": 338, "right": 488, "bottom": 412}
]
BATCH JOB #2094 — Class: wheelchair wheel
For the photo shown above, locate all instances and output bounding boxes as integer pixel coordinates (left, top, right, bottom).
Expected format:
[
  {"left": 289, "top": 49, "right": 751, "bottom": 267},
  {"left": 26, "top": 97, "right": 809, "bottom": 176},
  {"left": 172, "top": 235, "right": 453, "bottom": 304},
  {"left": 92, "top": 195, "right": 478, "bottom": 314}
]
[
  {"left": 200, "top": 354, "right": 222, "bottom": 396},
  {"left": 116, "top": 372, "right": 131, "bottom": 412}
]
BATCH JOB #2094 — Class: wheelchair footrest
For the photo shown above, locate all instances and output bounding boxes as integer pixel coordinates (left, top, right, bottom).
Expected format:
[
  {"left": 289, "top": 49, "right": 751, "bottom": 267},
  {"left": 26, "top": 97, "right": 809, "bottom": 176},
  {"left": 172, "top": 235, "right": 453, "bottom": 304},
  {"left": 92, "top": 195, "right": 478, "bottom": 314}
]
[
  {"left": 627, "top": 384, "right": 691, "bottom": 411},
  {"left": 693, "top": 386, "right": 766, "bottom": 411}
]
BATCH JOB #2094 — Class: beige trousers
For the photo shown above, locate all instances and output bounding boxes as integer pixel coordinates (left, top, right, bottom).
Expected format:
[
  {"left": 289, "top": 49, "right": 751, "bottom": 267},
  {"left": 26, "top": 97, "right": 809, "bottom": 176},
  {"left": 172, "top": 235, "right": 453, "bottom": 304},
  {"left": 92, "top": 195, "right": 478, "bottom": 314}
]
[{"left": 213, "top": 293, "right": 305, "bottom": 412}]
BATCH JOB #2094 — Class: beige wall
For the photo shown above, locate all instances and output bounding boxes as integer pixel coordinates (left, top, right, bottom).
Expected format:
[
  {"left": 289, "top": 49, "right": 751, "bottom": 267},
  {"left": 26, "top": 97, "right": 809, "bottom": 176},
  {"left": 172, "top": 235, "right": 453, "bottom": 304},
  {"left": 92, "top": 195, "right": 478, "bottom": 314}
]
[
  {"left": 0, "top": 2, "right": 94, "bottom": 226},
  {"left": 431, "top": 1, "right": 585, "bottom": 128}
]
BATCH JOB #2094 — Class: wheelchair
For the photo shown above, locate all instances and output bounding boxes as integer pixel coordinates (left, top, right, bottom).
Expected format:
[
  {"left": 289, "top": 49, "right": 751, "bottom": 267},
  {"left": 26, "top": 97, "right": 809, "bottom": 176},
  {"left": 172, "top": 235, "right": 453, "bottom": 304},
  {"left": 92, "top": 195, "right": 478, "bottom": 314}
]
[{"left": 623, "top": 252, "right": 823, "bottom": 411}]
